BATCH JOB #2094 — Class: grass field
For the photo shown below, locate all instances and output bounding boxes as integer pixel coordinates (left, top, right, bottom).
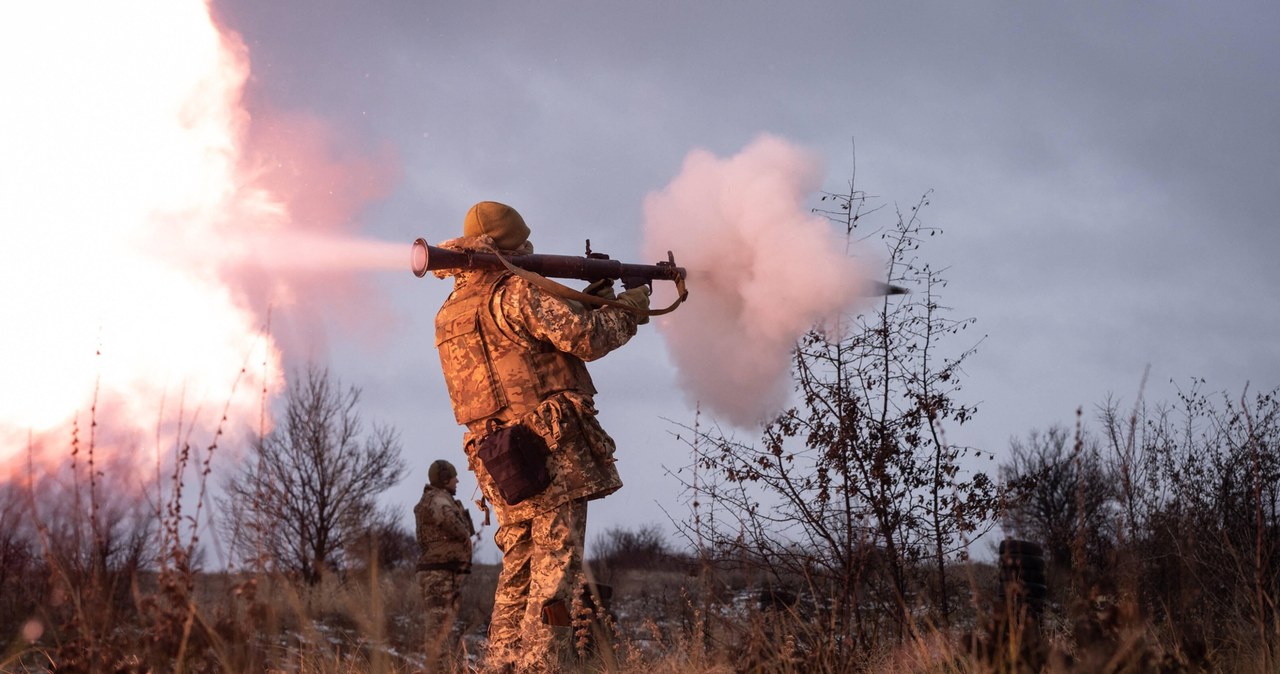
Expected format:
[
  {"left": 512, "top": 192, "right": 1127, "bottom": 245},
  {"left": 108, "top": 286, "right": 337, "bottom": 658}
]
[{"left": 4, "top": 550, "right": 1270, "bottom": 673}]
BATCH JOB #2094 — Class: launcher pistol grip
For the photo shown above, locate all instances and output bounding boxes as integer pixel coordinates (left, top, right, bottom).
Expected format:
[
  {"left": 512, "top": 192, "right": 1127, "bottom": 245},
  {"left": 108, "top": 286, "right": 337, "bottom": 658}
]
[{"left": 621, "top": 275, "right": 650, "bottom": 290}]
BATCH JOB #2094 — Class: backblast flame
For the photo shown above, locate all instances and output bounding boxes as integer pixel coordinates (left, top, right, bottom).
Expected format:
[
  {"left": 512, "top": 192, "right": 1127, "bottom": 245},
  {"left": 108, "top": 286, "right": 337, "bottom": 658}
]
[{"left": 0, "top": 0, "right": 374, "bottom": 479}]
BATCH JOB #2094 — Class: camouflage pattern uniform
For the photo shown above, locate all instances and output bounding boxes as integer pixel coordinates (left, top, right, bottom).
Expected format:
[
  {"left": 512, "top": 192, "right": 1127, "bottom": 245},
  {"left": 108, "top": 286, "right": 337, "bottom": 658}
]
[
  {"left": 415, "top": 480, "right": 475, "bottom": 672},
  {"left": 433, "top": 234, "right": 638, "bottom": 673}
]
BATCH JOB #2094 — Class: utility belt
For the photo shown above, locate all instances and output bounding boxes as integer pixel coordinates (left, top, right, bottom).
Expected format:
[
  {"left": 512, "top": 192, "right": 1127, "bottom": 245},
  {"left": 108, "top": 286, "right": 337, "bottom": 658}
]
[{"left": 416, "top": 560, "right": 472, "bottom": 574}]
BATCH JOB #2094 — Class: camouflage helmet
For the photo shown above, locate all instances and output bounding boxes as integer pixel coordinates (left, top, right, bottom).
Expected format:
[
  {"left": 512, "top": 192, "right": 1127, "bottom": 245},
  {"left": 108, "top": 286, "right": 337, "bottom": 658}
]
[
  {"left": 463, "top": 201, "right": 530, "bottom": 250},
  {"left": 428, "top": 459, "right": 458, "bottom": 488}
]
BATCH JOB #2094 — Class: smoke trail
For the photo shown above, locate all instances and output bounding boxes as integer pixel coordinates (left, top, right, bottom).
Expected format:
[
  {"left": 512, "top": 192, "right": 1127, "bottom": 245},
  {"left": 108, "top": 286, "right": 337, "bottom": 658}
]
[
  {"left": 217, "top": 106, "right": 402, "bottom": 349},
  {"left": 643, "top": 135, "right": 871, "bottom": 428}
]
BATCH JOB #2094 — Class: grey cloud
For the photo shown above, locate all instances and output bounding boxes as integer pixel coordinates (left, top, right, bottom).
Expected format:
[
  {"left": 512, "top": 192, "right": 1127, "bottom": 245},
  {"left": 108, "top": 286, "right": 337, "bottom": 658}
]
[{"left": 213, "top": 0, "right": 1280, "bottom": 546}]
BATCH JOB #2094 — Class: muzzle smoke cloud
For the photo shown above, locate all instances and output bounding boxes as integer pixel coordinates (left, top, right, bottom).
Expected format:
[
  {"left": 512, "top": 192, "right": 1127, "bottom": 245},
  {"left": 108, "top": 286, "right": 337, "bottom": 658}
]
[{"left": 643, "top": 135, "right": 871, "bottom": 428}]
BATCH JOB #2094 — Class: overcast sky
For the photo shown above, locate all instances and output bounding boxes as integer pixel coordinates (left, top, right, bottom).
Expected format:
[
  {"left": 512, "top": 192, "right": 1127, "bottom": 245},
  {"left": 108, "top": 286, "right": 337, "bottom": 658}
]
[{"left": 208, "top": 0, "right": 1280, "bottom": 561}]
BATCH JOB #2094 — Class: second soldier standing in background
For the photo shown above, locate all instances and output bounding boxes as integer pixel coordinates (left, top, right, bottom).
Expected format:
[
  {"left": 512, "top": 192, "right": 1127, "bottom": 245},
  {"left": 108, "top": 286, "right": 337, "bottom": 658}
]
[{"left": 415, "top": 459, "right": 475, "bottom": 672}]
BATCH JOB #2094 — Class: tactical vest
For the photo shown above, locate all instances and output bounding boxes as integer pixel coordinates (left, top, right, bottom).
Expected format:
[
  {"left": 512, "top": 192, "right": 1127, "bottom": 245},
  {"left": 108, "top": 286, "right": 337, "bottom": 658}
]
[
  {"left": 414, "top": 486, "right": 474, "bottom": 567},
  {"left": 436, "top": 271, "right": 596, "bottom": 428}
]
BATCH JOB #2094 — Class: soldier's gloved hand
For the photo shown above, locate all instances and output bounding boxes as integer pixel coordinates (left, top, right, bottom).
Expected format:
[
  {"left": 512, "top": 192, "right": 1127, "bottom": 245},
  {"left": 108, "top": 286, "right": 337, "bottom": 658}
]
[
  {"left": 582, "top": 279, "right": 616, "bottom": 301},
  {"left": 615, "top": 285, "right": 651, "bottom": 325}
]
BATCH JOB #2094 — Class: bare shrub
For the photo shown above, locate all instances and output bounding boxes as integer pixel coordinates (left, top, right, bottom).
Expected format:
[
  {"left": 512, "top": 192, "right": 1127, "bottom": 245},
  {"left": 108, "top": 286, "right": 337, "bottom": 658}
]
[
  {"left": 591, "top": 524, "right": 686, "bottom": 582},
  {"left": 13, "top": 429, "right": 158, "bottom": 670},
  {"left": 669, "top": 184, "right": 1001, "bottom": 663},
  {"left": 0, "top": 481, "right": 37, "bottom": 634},
  {"left": 1000, "top": 382, "right": 1280, "bottom": 669},
  {"left": 1001, "top": 424, "right": 1114, "bottom": 574},
  {"left": 1109, "top": 383, "right": 1280, "bottom": 663},
  {"left": 220, "top": 364, "right": 407, "bottom": 585},
  {"left": 346, "top": 512, "right": 417, "bottom": 574}
]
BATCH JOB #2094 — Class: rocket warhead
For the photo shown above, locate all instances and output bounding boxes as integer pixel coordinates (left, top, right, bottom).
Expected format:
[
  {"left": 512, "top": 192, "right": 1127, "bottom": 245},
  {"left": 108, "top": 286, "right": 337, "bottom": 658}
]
[{"left": 869, "top": 281, "right": 909, "bottom": 296}]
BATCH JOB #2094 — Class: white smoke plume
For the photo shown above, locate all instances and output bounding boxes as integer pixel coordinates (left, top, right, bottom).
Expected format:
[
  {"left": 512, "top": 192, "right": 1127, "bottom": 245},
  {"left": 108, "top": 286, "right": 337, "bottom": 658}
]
[{"left": 643, "top": 135, "right": 872, "bottom": 428}]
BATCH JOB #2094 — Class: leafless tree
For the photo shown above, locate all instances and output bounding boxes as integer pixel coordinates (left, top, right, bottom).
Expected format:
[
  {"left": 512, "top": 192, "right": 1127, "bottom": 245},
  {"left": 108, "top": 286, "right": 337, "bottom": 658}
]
[
  {"left": 1000, "top": 424, "right": 1114, "bottom": 572},
  {"left": 670, "top": 183, "right": 1001, "bottom": 660},
  {"left": 0, "top": 480, "right": 37, "bottom": 632},
  {"left": 221, "top": 364, "right": 406, "bottom": 584},
  {"left": 591, "top": 523, "right": 679, "bottom": 575},
  {"left": 345, "top": 510, "right": 417, "bottom": 573}
]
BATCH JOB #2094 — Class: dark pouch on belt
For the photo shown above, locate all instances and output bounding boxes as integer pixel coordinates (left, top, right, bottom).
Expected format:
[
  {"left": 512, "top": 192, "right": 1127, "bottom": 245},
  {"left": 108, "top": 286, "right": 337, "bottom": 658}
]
[{"left": 477, "top": 422, "right": 552, "bottom": 505}]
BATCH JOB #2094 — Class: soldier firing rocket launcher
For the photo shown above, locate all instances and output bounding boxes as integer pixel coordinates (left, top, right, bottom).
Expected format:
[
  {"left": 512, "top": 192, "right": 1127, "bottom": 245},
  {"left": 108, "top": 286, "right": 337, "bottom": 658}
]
[{"left": 410, "top": 237, "right": 907, "bottom": 318}]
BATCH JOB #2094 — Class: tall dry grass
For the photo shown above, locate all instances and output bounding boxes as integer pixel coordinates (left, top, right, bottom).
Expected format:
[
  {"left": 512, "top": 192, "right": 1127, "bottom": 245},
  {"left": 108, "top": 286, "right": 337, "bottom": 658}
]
[
  {"left": 2, "top": 503, "right": 1274, "bottom": 673},
  {"left": 3, "top": 389, "right": 1276, "bottom": 672}
]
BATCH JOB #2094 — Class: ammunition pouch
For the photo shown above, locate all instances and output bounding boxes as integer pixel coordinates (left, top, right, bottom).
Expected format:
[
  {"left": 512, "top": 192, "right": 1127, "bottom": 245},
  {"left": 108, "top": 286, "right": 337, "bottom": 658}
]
[{"left": 476, "top": 422, "right": 551, "bottom": 505}]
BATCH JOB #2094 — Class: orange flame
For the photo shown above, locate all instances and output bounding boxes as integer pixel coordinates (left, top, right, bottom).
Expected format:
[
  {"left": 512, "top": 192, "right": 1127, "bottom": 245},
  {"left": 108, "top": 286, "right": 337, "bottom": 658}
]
[{"left": 0, "top": 1, "right": 398, "bottom": 479}]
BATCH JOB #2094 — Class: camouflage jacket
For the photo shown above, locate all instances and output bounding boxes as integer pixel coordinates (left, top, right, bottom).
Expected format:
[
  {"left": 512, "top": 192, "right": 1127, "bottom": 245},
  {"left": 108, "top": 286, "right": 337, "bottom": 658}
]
[
  {"left": 434, "top": 241, "right": 637, "bottom": 524},
  {"left": 414, "top": 484, "right": 475, "bottom": 569}
]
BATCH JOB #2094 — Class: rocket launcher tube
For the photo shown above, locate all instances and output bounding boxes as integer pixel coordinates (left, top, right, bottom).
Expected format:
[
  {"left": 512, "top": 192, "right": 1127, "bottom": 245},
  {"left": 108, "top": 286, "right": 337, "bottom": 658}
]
[
  {"left": 411, "top": 239, "right": 686, "bottom": 285},
  {"left": 411, "top": 238, "right": 690, "bottom": 317}
]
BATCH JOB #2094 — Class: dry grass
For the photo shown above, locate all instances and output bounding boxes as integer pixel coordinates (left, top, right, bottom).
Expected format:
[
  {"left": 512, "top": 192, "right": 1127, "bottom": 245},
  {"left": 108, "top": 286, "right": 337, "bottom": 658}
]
[
  {"left": 2, "top": 544, "right": 1275, "bottom": 673},
  {"left": 2, "top": 385, "right": 1275, "bottom": 672}
]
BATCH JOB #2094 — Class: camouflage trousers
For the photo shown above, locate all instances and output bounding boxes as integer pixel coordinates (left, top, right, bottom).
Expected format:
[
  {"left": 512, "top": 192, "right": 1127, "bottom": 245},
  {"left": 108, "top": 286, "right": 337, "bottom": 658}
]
[
  {"left": 485, "top": 498, "right": 587, "bottom": 673},
  {"left": 419, "top": 569, "right": 465, "bottom": 673}
]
